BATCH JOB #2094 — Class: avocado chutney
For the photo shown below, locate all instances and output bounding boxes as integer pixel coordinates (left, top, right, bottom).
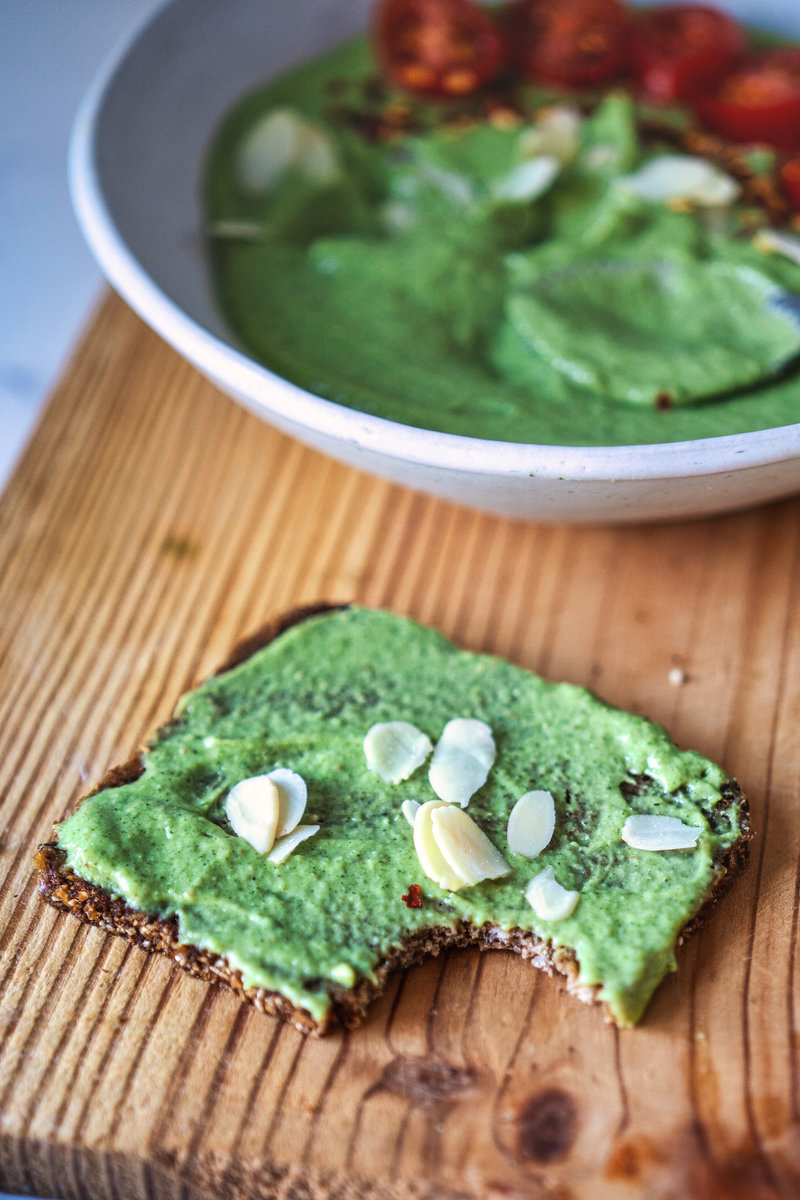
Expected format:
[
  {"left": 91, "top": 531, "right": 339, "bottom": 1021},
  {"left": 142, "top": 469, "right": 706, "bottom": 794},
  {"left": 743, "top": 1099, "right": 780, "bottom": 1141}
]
[
  {"left": 56, "top": 608, "right": 747, "bottom": 1027},
  {"left": 204, "top": 37, "right": 800, "bottom": 447}
]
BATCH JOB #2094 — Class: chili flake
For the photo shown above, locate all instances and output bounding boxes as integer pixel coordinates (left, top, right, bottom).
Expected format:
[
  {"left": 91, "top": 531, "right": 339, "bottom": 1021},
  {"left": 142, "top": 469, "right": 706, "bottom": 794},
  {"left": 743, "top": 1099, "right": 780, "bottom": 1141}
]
[{"left": 402, "top": 883, "right": 423, "bottom": 909}]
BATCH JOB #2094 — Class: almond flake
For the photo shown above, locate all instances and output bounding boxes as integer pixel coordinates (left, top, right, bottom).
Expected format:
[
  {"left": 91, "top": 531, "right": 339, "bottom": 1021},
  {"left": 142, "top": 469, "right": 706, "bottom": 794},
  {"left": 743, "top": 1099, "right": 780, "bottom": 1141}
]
[
  {"left": 428, "top": 718, "right": 495, "bottom": 807},
  {"left": 263, "top": 767, "right": 308, "bottom": 837},
  {"left": 507, "top": 790, "right": 556, "bottom": 858},
  {"left": 519, "top": 105, "right": 583, "bottom": 165},
  {"left": 430, "top": 804, "right": 510, "bottom": 887},
  {"left": 754, "top": 228, "right": 800, "bottom": 266},
  {"left": 225, "top": 775, "right": 280, "bottom": 854},
  {"left": 623, "top": 154, "right": 739, "bottom": 207},
  {"left": 267, "top": 823, "right": 320, "bottom": 864},
  {"left": 525, "top": 866, "right": 580, "bottom": 922},
  {"left": 491, "top": 154, "right": 560, "bottom": 204},
  {"left": 364, "top": 721, "right": 433, "bottom": 784},
  {"left": 401, "top": 798, "right": 421, "bottom": 826},
  {"left": 236, "top": 108, "right": 340, "bottom": 195},
  {"left": 416, "top": 161, "right": 475, "bottom": 205},
  {"left": 413, "top": 801, "right": 466, "bottom": 892},
  {"left": 621, "top": 814, "right": 700, "bottom": 851}
]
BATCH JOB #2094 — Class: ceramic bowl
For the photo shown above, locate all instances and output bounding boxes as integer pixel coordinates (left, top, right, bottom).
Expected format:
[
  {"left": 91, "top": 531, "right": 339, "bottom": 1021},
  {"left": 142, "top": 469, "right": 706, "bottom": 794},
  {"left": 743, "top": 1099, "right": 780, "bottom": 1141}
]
[{"left": 70, "top": 0, "right": 800, "bottom": 522}]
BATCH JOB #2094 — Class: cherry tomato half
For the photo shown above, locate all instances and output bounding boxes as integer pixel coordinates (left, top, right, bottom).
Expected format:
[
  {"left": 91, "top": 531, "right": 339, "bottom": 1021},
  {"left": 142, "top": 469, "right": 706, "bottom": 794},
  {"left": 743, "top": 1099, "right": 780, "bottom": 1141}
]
[
  {"left": 629, "top": 4, "right": 744, "bottom": 104},
  {"left": 782, "top": 158, "right": 800, "bottom": 209},
  {"left": 505, "top": 0, "right": 630, "bottom": 90},
  {"left": 696, "top": 49, "right": 800, "bottom": 151},
  {"left": 373, "top": 0, "right": 506, "bottom": 97}
]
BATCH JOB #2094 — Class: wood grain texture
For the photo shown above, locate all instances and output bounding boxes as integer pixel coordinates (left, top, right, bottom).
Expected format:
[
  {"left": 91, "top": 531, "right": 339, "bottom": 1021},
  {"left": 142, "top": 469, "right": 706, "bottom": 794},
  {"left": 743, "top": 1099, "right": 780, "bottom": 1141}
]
[{"left": 1, "top": 292, "right": 799, "bottom": 1199}]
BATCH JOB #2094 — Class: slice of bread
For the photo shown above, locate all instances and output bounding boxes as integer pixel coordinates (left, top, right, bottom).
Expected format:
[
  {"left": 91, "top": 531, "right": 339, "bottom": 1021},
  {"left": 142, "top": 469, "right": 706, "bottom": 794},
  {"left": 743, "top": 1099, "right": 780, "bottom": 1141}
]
[{"left": 36, "top": 604, "right": 751, "bottom": 1035}]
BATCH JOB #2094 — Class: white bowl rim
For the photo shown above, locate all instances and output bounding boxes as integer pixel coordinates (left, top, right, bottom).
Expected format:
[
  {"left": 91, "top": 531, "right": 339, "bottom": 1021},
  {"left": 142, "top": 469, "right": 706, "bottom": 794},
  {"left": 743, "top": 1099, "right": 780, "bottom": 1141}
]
[{"left": 68, "top": 0, "right": 800, "bottom": 485}]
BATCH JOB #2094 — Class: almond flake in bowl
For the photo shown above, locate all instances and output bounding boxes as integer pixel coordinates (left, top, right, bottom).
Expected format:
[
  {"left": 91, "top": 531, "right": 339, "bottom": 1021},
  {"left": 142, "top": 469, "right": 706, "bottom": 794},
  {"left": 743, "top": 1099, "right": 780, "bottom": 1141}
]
[
  {"left": 235, "top": 108, "right": 340, "bottom": 195},
  {"left": 623, "top": 154, "right": 740, "bottom": 207}
]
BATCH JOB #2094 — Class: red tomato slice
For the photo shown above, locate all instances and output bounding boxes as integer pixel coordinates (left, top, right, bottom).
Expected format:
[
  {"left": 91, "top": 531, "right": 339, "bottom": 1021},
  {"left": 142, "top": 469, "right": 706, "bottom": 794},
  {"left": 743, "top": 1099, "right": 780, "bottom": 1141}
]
[
  {"left": 630, "top": 4, "right": 744, "bottom": 104},
  {"left": 782, "top": 158, "right": 800, "bottom": 209},
  {"left": 505, "top": 0, "right": 630, "bottom": 90},
  {"left": 696, "top": 50, "right": 800, "bottom": 151},
  {"left": 373, "top": 0, "right": 506, "bottom": 97}
]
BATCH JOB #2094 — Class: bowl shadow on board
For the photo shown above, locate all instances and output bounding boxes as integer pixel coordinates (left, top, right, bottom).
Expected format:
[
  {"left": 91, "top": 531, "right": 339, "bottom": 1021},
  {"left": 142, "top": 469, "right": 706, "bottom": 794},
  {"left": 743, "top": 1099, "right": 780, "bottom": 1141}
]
[{"left": 68, "top": 0, "right": 800, "bottom": 524}]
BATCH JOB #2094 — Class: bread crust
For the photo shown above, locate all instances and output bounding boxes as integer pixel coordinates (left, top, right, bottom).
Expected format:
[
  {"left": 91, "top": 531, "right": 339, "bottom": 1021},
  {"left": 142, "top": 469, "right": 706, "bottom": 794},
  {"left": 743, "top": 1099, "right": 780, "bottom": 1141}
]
[{"left": 36, "top": 603, "right": 752, "bottom": 1034}]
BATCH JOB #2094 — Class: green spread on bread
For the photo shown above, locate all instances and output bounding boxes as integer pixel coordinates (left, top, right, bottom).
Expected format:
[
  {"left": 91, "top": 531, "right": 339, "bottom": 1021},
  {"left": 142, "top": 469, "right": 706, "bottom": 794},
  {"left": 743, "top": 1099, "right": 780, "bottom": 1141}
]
[{"left": 54, "top": 607, "right": 748, "bottom": 1027}]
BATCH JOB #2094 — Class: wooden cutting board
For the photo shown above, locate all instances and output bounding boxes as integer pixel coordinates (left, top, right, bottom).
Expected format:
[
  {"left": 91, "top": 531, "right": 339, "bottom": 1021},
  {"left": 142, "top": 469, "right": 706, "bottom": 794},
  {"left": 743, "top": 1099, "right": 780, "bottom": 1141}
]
[{"left": 1, "top": 292, "right": 799, "bottom": 1200}]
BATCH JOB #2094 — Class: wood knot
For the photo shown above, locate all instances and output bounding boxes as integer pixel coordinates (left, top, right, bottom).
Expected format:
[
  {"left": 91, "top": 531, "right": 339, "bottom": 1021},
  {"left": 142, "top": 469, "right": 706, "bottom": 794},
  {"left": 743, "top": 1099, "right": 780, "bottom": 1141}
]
[
  {"left": 377, "top": 1056, "right": 477, "bottom": 1106},
  {"left": 516, "top": 1087, "right": 578, "bottom": 1164}
]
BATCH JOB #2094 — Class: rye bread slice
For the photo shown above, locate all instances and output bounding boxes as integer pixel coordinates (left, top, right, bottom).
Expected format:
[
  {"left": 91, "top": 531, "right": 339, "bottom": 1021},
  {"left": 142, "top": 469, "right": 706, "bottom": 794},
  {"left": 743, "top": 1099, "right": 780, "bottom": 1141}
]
[{"left": 36, "top": 603, "right": 751, "bottom": 1035}]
